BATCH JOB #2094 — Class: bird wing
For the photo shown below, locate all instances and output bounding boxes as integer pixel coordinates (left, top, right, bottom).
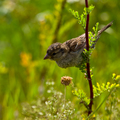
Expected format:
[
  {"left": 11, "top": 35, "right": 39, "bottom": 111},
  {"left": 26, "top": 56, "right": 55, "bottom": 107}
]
[
  {"left": 64, "top": 33, "right": 86, "bottom": 52},
  {"left": 63, "top": 22, "right": 113, "bottom": 52}
]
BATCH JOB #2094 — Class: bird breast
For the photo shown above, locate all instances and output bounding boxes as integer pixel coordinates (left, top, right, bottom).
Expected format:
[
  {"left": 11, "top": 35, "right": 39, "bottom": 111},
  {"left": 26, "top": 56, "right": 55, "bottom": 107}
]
[{"left": 56, "top": 50, "right": 83, "bottom": 68}]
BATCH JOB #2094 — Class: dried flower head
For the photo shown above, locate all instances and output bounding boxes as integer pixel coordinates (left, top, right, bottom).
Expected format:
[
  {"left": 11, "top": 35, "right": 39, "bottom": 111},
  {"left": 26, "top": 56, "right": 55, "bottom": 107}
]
[{"left": 61, "top": 76, "right": 72, "bottom": 86}]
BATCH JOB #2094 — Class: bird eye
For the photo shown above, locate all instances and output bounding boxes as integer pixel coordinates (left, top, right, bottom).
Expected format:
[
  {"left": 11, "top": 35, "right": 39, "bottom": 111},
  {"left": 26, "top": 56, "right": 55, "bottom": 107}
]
[
  {"left": 60, "top": 48, "right": 64, "bottom": 54},
  {"left": 52, "top": 52, "right": 56, "bottom": 55}
]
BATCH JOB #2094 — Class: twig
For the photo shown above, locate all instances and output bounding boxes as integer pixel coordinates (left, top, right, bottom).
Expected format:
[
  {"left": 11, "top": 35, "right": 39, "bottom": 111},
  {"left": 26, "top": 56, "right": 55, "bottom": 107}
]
[{"left": 85, "top": 0, "right": 93, "bottom": 115}]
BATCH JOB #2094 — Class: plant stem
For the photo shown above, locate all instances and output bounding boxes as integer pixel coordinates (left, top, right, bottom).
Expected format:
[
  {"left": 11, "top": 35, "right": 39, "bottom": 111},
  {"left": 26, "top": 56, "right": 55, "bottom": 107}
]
[
  {"left": 52, "top": 0, "right": 66, "bottom": 43},
  {"left": 64, "top": 86, "right": 66, "bottom": 108},
  {"left": 85, "top": 0, "right": 93, "bottom": 115}
]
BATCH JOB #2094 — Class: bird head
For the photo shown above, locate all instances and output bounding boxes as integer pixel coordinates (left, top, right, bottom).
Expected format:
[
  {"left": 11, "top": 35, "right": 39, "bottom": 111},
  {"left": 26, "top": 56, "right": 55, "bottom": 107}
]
[{"left": 44, "top": 42, "right": 67, "bottom": 61}]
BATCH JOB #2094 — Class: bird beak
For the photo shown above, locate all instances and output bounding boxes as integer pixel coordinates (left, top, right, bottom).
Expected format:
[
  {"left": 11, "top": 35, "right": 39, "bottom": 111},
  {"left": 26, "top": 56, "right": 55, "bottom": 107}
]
[{"left": 44, "top": 54, "right": 51, "bottom": 59}]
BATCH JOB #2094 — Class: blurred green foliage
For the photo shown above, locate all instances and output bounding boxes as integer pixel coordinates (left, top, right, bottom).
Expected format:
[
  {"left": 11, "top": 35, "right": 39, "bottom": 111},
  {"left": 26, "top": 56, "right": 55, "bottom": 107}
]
[{"left": 0, "top": 0, "right": 120, "bottom": 119}]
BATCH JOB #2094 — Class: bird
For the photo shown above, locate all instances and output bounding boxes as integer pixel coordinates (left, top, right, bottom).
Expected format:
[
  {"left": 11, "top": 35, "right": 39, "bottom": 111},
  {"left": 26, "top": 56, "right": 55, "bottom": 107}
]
[{"left": 44, "top": 22, "right": 113, "bottom": 68}]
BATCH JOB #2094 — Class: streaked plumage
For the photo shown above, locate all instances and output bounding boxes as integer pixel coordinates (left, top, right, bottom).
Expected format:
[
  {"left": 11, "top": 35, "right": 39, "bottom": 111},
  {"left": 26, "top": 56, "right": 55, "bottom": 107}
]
[{"left": 44, "top": 22, "right": 113, "bottom": 68}]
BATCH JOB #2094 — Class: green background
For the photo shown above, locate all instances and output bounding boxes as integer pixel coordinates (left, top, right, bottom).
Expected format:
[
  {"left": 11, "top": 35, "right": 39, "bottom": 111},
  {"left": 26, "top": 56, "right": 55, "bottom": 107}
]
[{"left": 0, "top": 0, "right": 120, "bottom": 119}]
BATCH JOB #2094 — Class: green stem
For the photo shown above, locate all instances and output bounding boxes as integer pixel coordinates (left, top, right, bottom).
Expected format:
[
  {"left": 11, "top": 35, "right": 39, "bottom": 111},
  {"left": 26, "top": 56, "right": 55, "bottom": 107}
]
[
  {"left": 86, "top": 88, "right": 114, "bottom": 120},
  {"left": 64, "top": 86, "right": 66, "bottom": 108}
]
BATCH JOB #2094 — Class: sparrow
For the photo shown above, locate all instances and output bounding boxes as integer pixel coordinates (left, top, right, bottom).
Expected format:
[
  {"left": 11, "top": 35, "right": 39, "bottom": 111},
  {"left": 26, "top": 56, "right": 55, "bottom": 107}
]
[{"left": 44, "top": 22, "right": 113, "bottom": 68}]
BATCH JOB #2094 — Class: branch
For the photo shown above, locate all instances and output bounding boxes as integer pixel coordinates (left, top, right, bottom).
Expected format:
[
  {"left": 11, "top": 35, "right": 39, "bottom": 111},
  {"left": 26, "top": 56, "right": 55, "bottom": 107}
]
[{"left": 85, "top": 0, "right": 93, "bottom": 115}]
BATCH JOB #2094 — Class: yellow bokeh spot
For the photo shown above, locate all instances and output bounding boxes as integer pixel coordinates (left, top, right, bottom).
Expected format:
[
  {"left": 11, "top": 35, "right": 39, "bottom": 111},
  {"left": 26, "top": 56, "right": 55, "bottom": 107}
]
[
  {"left": 39, "top": 34, "right": 46, "bottom": 40},
  {"left": 54, "top": 4, "right": 61, "bottom": 11},
  {"left": 20, "top": 52, "right": 32, "bottom": 67},
  {"left": 116, "top": 75, "right": 120, "bottom": 80},
  {"left": 57, "top": 0, "right": 63, "bottom": 2},
  {"left": 107, "top": 82, "right": 110, "bottom": 85},
  {"left": 112, "top": 73, "right": 116, "bottom": 78},
  {"left": 0, "top": 63, "right": 8, "bottom": 74},
  {"left": 92, "top": 114, "right": 96, "bottom": 117},
  {"left": 116, "top": 84, "right": 120, "bottom": 87}
]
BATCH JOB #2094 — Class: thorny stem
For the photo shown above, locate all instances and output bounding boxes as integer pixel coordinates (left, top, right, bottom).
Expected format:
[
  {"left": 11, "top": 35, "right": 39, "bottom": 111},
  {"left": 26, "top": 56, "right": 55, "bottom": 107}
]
[{"left": 85, "top": 0, "right": 93, "bottom": 115}]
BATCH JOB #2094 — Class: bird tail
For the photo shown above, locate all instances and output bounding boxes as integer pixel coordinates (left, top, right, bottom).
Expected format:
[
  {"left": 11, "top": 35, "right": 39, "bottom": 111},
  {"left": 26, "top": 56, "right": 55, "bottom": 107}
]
[
  {"left": 90, "top": 21, "right": 113, "bottom": 48},
  {"left": 97, "top": 21, "right": 113, "bottom": 37}
]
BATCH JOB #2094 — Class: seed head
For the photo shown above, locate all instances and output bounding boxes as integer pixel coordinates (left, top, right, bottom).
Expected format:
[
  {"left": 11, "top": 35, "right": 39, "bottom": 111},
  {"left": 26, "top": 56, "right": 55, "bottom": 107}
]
[{"left": 61, "top": 76, "right": 72, "bottom": 86}]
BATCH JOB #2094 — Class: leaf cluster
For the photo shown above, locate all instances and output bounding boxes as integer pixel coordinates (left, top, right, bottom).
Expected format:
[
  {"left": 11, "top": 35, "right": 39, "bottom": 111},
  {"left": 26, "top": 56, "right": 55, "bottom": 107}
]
[
  {"left": 72, "top": 73, "right": 120, "bottom": 114},
  {"left": 69, "top": 5, "right": 94, "bottom": 29}
]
